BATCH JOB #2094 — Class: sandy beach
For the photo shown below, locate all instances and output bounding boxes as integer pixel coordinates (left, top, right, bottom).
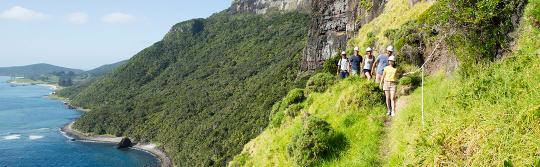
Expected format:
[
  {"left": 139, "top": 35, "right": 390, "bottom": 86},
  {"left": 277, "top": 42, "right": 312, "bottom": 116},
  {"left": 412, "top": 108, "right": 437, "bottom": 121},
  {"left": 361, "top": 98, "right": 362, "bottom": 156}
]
[
  {"left": 37, "top": 83, "right": 59, "bottom": 90},
  {"left": 61, "top": 122, "right": 173, "bottom": 167}
]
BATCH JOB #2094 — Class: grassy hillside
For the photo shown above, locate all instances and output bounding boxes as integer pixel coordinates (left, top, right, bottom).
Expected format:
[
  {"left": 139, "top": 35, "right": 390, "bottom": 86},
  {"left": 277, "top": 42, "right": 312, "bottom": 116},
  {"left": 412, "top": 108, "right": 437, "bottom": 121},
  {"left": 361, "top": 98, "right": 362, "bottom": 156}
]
[
  {"left": 386, "top": 0, "right": 540, "bottom": 165},
  {"left": 231, "top": 0, "right": 539, "bottom": 166},
  {"left": 230, "top": 76, "right": 387, "bottom": 166},
  {"left": 65, "top": 12, "right": 311, "bottom": 166},
  {"left": 349, "top": 0, "right": 433, "bottom": 51}
]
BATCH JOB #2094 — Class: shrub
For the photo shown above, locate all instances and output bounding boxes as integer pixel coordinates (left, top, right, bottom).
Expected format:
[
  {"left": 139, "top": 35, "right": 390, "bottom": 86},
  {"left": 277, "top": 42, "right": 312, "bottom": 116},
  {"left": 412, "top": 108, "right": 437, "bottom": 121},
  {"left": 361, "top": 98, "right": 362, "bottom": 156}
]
[
  {"left": 269, "top": 100, "right": 283, "bottom": 121},
  {"left": 364, "top": 32, "right": 378, "bottom": 48},
  {"left": 322, "top": 54, "right": 341, "bottom": 75},
  {"left": 287, "top": 116, "right": 340, "bottom": 166},
  {"left": 399, "top": 72, "right": 421, "bottom": 87},
  {"left": 282, "top": 88, "right": 305, "bottom": 107},
  {"left": 269, "top": 110, "right": 285, "bottom": 128},
  {"left": 286, "top": 104, "right": 304, "bottom": 118},
  {"left": 305, "top": 73, "right": 335, "bottom": 95},
  {"left": 399, "top": 76, "right": 413, "bottom": 85},
  {"left": 337, "top": 81, "right": 384, "bottom": 109}
]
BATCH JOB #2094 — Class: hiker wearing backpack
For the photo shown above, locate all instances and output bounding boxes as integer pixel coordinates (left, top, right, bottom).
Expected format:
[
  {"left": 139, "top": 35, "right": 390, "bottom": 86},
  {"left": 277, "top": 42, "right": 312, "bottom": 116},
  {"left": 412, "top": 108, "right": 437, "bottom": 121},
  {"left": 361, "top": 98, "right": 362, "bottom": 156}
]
[
  {"left": 380, "top": 56, "right": 398, "bottom": 116},
  {"left": 336, "top": 51, "right": 350, "bottom": 80},
  {"left": 373, "top": 46, "right": 394, "bottom": 83},
  {"left": 349, "top": 47, "right": 362, "bottom": 76},
  {"left": 360, "top": 47, "right": 375, "bottom": 81}
]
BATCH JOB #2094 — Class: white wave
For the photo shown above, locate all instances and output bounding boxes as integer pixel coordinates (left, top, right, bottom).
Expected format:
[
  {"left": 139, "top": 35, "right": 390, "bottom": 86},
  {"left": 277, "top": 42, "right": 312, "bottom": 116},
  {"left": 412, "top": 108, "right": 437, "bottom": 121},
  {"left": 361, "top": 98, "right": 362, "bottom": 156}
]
[
  {"left": 29, "top": 135, "right": 44, "bottom": 140},
  {"left": 60, "top": 131, "right": 75, "bottom": 141},
  {"left": 3, "top": 134, "right": 21, "bottom": 140},
  {"left": 36, "top": 128, "right": 51, "bottom": 131}
]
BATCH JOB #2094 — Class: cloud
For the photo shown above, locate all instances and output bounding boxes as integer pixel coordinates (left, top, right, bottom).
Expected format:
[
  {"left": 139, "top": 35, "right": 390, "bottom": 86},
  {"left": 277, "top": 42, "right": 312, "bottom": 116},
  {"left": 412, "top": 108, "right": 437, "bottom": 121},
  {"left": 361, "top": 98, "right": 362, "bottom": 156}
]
[
  {"left": 68, "top": 12, "right": 88, "bottom": 24},
  {"left": 0, "top": 6, "right": 48, "bottom": 21},
  {"left": 102, "top": 12, "right": 135, "bottom": 24}
]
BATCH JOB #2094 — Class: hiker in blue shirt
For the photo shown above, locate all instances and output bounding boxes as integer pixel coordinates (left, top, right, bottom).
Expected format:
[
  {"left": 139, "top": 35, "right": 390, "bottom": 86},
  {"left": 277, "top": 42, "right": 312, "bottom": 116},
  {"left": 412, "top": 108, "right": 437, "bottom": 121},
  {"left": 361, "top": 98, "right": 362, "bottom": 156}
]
[
  {"left": 373, "top": 46, "right": 394, "bottom": 83},
  {"left": 349, "top": 47, "right": 362, "bottom": 76},
  {"left": 336, "top": 51, "right": 350, "bottom": 80}
]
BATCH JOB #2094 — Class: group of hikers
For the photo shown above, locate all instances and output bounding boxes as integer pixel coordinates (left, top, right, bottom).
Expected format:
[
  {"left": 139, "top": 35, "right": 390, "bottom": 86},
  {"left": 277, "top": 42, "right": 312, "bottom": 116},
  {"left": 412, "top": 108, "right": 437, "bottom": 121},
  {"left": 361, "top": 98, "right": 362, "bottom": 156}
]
[{"left": 336, "top": 45, "right": 398, "bottom": 117}]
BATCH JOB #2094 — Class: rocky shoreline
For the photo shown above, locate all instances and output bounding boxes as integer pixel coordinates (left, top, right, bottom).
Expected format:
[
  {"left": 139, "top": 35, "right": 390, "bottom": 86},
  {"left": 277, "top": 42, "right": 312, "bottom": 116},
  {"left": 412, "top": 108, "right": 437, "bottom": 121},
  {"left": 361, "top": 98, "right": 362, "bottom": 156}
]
[{"left": 61, "top": 122, "right": 173, "bottom": 167}]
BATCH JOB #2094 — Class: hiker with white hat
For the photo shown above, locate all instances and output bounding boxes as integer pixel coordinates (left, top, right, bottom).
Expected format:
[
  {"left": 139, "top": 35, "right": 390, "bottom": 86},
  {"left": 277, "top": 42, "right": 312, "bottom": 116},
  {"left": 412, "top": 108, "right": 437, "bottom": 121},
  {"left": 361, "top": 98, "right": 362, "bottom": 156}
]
[
  {"left": 360, "top": 47, "right": 375, "bottom": 80},
  {"left": 373, "top": 45, "right": 394, "bottom": 83},
  {"left": 336, "top": 51, "right": 350, "bottom": 80},
  {"left": 380, "top": 56, "right": 398, "bottom": 116},
  {"left": 349, "top": 46, "right": 363, "bottom": 76}
]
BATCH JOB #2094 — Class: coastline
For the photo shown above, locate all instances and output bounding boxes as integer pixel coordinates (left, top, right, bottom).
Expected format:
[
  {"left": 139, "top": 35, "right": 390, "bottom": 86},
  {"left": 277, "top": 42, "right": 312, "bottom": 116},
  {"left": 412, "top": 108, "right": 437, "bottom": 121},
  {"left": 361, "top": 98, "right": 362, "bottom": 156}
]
[
  {"left": 61, "top": 122, "right": 173, "bottom": 167},
  {"left": 9, "top": 78, "right": 173, "bottom": 167}
]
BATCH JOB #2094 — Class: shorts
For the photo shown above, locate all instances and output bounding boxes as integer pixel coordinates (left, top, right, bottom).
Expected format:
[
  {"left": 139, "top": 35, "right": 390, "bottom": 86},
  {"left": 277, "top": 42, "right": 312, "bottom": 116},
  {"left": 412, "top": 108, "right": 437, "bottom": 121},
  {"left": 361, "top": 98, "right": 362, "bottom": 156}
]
[
  {"left": 339, "top": 71, "right": 349, "bottom": 79},
  {"left": 383, "top": 81, "right": 397, "bottom": 92},
  {"left": 363, "top": 69, "right": 371, "bottom": 74}
]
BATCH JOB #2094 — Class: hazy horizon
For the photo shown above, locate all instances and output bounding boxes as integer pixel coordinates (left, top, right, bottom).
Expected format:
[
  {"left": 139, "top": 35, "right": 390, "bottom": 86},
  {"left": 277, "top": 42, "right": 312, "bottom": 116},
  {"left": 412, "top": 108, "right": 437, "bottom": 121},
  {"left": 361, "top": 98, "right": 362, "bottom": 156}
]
[{"left": 0, "top": 0, "right": 231, "bottom": 70}]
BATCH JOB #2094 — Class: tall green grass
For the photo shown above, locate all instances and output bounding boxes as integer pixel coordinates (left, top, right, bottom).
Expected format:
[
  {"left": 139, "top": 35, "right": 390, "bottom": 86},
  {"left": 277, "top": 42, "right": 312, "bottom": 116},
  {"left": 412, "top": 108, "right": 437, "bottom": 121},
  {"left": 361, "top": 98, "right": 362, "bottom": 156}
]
[
  {"left": 386, "top": 0, "right": 540, "bottom": 165},
  {"left": 229, "top": 77, "right": 386, "bottom": 166},
  {"left": 350, "top": 0, "right": 433, "bottom": 52}
]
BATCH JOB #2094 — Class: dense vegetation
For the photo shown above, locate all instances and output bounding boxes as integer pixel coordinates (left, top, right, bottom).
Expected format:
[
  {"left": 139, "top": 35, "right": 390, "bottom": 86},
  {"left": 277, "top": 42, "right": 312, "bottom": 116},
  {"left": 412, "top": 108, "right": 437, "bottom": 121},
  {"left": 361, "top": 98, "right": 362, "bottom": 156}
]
[
  {"left": 85, "top": 60, "right": 127, "bottom": 76},
  {"left": 64, "top": 12, "right": 311, "bottom": 166},
  {"left": 58, "top": 60, "right": 127, "bottom": 99}
]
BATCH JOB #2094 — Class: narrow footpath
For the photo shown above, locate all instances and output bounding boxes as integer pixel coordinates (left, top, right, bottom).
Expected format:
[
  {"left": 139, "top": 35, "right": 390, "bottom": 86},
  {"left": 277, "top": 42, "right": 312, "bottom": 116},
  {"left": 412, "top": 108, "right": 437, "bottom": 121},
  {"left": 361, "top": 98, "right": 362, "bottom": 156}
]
[{"left": 378, "top": 95, "right": 410, "bottom": 165}]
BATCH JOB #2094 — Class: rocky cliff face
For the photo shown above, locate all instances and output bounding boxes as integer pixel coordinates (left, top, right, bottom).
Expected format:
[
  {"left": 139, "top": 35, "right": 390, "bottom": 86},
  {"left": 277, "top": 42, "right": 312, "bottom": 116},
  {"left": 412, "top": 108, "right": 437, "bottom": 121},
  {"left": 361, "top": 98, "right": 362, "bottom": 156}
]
[
  {"left": 229, "top": 0, "right": 311, "bottom": 14},
  {"left": 229, "top": 0, "right": 387, "bottom": 71},
  {"left": 301, "top": 0, "right": 386, "bottom": 71}
]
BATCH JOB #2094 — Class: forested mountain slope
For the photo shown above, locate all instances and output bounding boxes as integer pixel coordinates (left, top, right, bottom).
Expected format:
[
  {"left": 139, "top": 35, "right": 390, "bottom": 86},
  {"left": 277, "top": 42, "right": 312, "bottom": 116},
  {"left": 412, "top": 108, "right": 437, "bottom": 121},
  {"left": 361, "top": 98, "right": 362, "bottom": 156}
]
[
  {"left": 63, "top": 12, "right": 311, "bottom": 166},
  {"left": 0, "top": 63, "right": 84, "bottom": 76},
  {"left": 85, "top": 60, "right": 128, "bottom": 76}
]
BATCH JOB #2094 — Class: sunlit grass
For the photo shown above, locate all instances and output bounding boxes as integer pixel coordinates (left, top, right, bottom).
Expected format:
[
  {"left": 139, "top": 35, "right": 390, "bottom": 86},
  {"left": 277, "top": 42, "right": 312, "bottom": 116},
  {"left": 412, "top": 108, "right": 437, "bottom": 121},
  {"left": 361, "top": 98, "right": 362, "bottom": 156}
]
[
  {"left": 349, "top": 0, "right": 433, "bottom": 51},
  {"left": 386, "top": 0, "right": 540, "bottom": 165},
  {"left": 231, "top": 77, "right": 386, "bottom": 166}
]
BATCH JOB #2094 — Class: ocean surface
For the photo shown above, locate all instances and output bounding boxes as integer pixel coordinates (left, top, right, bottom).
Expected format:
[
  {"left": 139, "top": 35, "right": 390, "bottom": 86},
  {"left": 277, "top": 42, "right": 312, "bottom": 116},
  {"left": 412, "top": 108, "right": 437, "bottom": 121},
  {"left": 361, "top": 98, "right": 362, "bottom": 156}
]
[{"left": 0, "top": 76, "right": 159, "bottom": 167}]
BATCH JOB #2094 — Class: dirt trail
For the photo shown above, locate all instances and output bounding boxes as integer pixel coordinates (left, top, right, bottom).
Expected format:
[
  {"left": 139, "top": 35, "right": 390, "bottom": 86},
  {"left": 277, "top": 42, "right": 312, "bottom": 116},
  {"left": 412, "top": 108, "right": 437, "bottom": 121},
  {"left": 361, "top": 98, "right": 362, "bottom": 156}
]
[{"left": 378, "top": 95, "right": 410, "bottom": 165}]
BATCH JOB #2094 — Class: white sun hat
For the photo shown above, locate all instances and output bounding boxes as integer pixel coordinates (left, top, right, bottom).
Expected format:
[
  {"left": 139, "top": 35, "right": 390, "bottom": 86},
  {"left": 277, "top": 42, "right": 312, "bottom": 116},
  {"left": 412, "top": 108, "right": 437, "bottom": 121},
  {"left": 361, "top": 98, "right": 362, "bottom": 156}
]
[
  {"left": 388, "top": 56, "right": 396, "bottom": 61},
  {"left": 366, "top": 47, "right": 373, "bottom": 52},
  {"left": 386, "top": 45, "right": 394, "bottom": 52},
  {"left": 354, "top": 47, "right": 359, "bottom": 51},
  {"left": 341, "top": 51, "right": 346, "bottom": 55}
]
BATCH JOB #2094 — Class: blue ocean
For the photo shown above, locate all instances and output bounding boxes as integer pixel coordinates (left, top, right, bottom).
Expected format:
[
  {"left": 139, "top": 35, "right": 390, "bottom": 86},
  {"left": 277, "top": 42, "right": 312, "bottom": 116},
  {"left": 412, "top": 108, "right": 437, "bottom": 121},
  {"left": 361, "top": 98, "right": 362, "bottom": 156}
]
[{"left": 0, "top": 76, "right": 159, "bottom": 167}]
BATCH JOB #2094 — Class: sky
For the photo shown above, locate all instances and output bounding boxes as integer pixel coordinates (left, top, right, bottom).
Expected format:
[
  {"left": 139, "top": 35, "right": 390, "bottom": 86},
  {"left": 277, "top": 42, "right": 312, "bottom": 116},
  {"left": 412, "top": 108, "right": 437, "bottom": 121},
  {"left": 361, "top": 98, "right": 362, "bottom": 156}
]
[{"left": 0, "top": 0, "right": 231, "bottom": 70}]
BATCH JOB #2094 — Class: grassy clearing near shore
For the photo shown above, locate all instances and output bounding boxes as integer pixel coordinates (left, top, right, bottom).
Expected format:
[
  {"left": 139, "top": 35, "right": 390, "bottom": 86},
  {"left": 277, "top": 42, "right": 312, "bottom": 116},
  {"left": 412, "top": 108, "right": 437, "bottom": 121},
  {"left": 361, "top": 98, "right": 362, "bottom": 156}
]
[
  {"left": 230, "top": 77, "right": 387, "bottom": 166},
  {"left": 385, "top": 0, "right": 540, "bottom": 165}
]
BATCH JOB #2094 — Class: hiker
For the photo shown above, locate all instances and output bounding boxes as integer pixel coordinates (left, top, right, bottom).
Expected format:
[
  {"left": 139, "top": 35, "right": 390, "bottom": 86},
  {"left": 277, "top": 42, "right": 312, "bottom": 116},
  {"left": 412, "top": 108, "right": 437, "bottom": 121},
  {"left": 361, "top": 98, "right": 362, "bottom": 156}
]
[
  {"left": 349, "top": 47, "right": 362, "bottom": 76},
  {"left": 373, "top": 46, "right": 394, "bottom": 83},
  {"left": 380, "top": 56, "right": 398, "bottom": 116},
  {"left": 337, "top": 51, "right": 350, "bottom": 79},
  {"left": 360, "top": 47, "right": 375, "bottom": 80}
]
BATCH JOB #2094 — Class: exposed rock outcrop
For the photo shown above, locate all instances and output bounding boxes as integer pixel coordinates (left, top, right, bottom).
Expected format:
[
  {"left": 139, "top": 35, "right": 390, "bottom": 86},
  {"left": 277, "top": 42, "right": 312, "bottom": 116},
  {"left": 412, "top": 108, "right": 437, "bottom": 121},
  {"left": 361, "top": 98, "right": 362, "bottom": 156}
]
[
  {"left": 117, "top": 137, "right": 134, "bottom": 149},
  {"left": 301, "top": 0, "right": 386, "bottom": 71},
  {"left": 228, "top": 0, "right": 388, "bottom": 71},
  {"left": 229, "top": 0, "right": 311, "bottom": 14}
]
